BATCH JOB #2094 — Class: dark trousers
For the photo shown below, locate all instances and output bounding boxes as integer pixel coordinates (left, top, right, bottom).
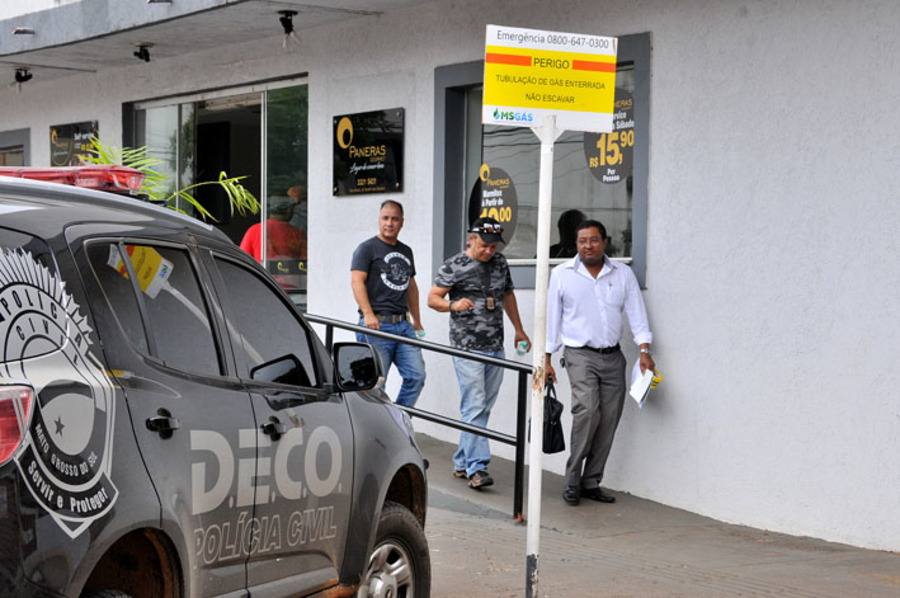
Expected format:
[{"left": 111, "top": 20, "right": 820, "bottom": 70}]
[{"left": 562, "top": 346, "right": 627, "bottom": 489}]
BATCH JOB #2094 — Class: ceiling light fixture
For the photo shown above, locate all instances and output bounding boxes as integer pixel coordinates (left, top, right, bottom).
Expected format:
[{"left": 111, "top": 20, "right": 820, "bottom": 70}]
[
  {"left": 278, "top": 10, "right": 297, "bottom": 35},
  {"left": 11, "top": 68, "right": 32, "bottom": 93},
  {"left": 134, "top": 44, "right": 152, "bottom": 62},
  {"left": 278, "top": 10, "right": 300, "bottom": 49}
]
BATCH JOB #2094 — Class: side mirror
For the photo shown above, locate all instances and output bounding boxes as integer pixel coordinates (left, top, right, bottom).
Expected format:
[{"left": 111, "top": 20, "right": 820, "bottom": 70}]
[{"left": 333, "top": 342, "right": 383, "bottom": 392}]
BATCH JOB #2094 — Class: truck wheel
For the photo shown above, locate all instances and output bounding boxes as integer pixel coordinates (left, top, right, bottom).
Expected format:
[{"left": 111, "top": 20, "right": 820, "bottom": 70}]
[{"left": 359, "top": 501, "right": 431, "bottom": 598}]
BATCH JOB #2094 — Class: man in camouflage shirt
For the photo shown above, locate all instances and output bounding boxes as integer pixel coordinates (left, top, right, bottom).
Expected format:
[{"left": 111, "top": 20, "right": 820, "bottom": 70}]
[{"left": 427, "top": 217, "right": 530, "bottom": 489}]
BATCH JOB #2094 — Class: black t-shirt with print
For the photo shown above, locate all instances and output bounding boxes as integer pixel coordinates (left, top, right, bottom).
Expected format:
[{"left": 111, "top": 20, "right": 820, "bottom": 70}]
[{"left": 351, "top": 236, "right": 416, "bottom": 315}]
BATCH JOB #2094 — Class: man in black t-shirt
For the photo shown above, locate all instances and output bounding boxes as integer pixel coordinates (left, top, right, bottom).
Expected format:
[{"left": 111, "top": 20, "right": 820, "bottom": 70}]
[{"left": 350, "top": 200, "right": 425, "bottom": 407}]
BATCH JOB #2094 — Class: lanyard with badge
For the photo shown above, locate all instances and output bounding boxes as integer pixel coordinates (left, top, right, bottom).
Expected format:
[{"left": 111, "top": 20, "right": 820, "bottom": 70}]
[{"left": 479, "top": 261, "right": 497, "bottom": 310}]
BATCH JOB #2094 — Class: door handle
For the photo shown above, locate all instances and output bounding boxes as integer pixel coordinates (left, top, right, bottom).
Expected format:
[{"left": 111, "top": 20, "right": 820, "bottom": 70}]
[
  {"left": 146, "top": 408, "right": 180, "bottom": 439},
  {"left": 261, "top": 418, "right": 287, "bottom": 440}
]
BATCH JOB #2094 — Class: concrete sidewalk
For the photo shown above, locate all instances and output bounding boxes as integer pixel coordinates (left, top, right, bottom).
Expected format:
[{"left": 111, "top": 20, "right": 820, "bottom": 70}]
[{"left": 417, "top": 433, "right": 899, "bottom": 597}]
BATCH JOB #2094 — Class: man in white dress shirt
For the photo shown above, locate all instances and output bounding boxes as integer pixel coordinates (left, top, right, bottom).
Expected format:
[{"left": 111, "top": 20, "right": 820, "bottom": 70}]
[{"left": 544, "top": 219, "right": 656, "bottom": 506}]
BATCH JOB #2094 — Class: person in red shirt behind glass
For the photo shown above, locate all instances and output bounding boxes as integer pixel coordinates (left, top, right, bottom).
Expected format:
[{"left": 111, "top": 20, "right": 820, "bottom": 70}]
[{"left": 240, "top": 195, "right": 307, "bottom": 262}]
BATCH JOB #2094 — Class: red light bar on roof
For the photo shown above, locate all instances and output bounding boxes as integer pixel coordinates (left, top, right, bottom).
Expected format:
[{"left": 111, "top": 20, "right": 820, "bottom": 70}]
[{"left": 0, "top": 165, "right": 145, "bottom": 195}]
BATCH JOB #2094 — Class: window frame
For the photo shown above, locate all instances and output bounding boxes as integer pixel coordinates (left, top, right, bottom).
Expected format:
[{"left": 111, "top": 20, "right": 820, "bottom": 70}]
[
  {"left": 84, "top": 237, "right": 227, "bottom": 377},
  {"left": 205, "top": 250, "right": 324, "bottom": 390},
  {"left": 0, "top": 128, "right": 29, "bottom": 166},
  {"left": 433, "top": 32, "right": 651, "bottom": 287}
]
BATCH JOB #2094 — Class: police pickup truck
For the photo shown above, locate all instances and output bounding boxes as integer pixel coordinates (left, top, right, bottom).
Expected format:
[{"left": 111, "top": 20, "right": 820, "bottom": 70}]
[{"left": 0, "top": 167, "right": 430, "bottom": 597}]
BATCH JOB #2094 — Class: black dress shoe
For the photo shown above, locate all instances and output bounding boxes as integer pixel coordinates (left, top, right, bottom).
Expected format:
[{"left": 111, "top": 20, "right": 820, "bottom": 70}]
[
  {"left": 563, "top": 485, "right": 580, "bottom": 505},
  {"left": 581, "top": 487, "right": 616, "bottom": 503}
]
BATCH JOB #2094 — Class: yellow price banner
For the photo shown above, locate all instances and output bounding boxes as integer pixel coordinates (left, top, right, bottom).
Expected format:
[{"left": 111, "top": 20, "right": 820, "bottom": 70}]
[{"left": 584, "top": 89, "right": 636, "bottom": 184}]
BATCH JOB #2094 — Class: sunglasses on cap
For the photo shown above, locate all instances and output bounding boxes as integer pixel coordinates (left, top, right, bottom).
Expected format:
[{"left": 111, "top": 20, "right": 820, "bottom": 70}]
[{"left": 469, "top": 222, "right": 504, "bottom": 234}]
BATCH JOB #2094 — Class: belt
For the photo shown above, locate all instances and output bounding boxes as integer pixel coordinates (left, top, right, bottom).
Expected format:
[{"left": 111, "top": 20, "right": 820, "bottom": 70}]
[
  {"left": 375, "top": 313, "right": 407, "bottom": 323},
  {"left": 580, "top": 343, "right": 620, "bottom": 355}
]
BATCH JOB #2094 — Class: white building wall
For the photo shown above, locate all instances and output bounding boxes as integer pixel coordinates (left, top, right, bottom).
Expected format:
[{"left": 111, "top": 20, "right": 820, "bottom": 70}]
[
  {"left": 0, "top": 1, "right": 79, "bottom": 19},
  {"left": 2, "top": 0, "right": 898, "bottom": 551}
]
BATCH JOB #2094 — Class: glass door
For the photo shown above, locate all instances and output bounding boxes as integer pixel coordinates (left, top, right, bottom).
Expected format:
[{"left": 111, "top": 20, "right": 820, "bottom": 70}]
[
  {"left": 134, "top": 82, "right": 309, "bottom": 306},
  {"left": 264, "top": 85, "right": 309, "bottom": 309},
  {"left": 135, "top": 105, "right": 179, "bottom": 200},
  {"left": 134, "top": 102, "right": 196, "bottom": 211}
]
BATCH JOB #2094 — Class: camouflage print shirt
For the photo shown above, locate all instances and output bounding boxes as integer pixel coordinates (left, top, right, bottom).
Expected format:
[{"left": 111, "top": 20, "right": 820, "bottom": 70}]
[{"left": 434, "top": 251, "right": 514, "bottom": 351}]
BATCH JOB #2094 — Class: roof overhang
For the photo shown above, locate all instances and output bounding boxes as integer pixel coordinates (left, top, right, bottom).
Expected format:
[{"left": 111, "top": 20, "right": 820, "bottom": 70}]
[{"left": 1, "top": 0, "right": 430, "bottom": 83}]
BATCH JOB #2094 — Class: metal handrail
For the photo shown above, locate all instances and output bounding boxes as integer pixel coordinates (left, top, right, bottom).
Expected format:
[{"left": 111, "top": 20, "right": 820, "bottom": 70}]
[{"left": 306, "top": 313, "right": 531, "bottom": 521}]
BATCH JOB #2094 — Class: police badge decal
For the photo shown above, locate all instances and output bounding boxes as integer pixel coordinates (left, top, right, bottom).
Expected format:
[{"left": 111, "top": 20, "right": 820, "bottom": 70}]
[{"left": 0, "top": 249, "right": 118, "bottom": 538}]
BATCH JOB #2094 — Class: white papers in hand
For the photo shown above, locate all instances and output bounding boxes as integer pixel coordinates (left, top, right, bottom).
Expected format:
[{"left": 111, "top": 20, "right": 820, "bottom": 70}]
[{"left": 629, "top": 362, "right": 654, "bottom": 408}]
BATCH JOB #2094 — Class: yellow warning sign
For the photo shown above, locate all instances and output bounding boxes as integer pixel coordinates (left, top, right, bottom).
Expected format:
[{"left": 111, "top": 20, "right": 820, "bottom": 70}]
[{"left": 483, "top": 25, "right": 617, "bottom": 132}]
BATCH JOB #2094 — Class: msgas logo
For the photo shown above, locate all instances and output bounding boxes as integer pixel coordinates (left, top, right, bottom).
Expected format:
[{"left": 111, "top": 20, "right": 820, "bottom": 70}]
[{"left": 492, "top": 108, "right": 534, "bottom": 123}]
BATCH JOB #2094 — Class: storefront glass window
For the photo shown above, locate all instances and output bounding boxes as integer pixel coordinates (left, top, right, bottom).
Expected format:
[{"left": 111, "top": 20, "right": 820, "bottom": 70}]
[
  {"left": 465, "top": 66, "right": 637, "bottom": 261},
  {"left": 437, "top": 33, "right": 650, "bottom": 286},
  {"left": 0, "top": 146, "right": 24, "bottom": 166},
  {"left": 133, "top": 81, "right": 309, "bottom": 306}
]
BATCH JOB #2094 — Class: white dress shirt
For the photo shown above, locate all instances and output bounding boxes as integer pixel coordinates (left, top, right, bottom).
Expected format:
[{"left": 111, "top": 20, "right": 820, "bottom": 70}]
[{"left": 545, "top": 256, "right": 652, "bottom": 354}]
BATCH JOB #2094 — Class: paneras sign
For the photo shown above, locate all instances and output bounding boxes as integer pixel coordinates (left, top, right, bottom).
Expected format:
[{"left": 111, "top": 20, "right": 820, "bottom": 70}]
[{"left": 333, "top": 109, "right": 404, "bottom": 195}]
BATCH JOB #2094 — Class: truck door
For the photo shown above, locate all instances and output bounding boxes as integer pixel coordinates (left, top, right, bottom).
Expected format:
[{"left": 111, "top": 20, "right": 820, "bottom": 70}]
[
  {"left": 207, "top": 253, "right": 353, "bottom": 596},
  {"left": 78, "top": 239, "right": 257, "bottom": 597}
]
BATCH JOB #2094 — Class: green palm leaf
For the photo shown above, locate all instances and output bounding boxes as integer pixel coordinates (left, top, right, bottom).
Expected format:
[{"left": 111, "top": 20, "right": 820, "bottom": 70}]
[{"left": 83, "top": 136, "right": 259, "bottom": 221}]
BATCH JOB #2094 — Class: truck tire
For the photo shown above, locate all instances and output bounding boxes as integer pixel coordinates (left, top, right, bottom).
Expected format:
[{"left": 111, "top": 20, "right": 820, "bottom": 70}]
[{"left": 359, "top": 500, "right": 431, "bottom": 598}]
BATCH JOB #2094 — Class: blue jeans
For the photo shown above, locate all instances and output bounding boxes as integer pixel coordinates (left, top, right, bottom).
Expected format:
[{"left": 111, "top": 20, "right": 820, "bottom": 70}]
[
  {"left": 357, "top": 319, "right": 426, "bottom": 407},
  {"left": 452, "top": 349, "right": 504, "bottom": 476}
]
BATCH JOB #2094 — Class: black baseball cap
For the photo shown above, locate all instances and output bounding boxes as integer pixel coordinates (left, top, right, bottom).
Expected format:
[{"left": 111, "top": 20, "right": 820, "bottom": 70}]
[
  {"left": 268, "top": 195, "right": 295, "bottom": 216},
  {"left": 468, "top": 217, "right": 505, "bottom": 244}
]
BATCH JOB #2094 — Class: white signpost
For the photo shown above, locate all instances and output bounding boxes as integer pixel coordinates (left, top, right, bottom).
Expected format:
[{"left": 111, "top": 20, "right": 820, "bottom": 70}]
[{"left": 482, "top": 24, "right": 618, "bottom": 598}]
